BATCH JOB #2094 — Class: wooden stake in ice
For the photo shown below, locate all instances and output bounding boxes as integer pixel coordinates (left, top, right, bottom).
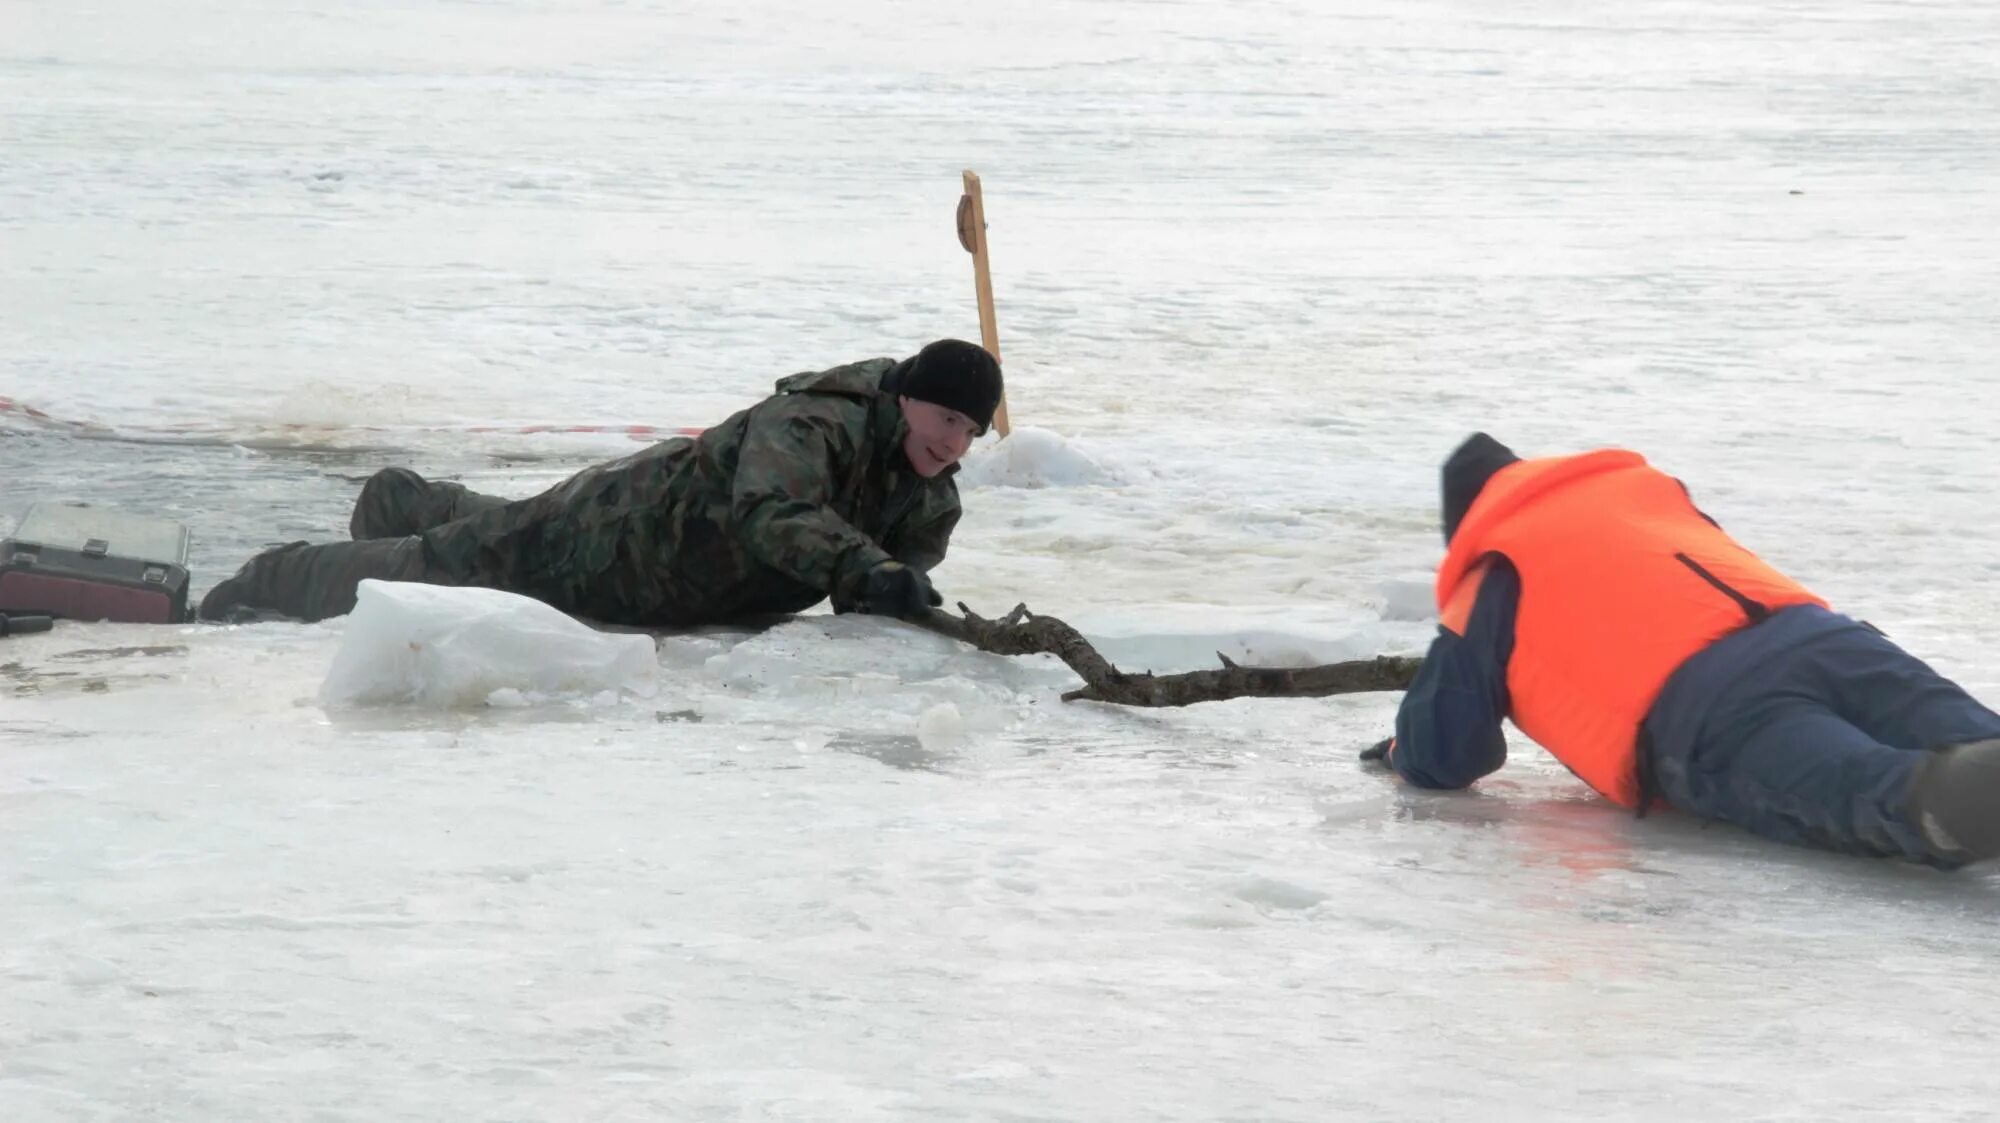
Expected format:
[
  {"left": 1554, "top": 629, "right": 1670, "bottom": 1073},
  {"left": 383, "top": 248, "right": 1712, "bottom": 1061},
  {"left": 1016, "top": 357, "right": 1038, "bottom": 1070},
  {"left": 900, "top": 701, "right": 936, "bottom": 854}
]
[{"left": 956, "top": 170, "right": 1012, "bottom": 437}]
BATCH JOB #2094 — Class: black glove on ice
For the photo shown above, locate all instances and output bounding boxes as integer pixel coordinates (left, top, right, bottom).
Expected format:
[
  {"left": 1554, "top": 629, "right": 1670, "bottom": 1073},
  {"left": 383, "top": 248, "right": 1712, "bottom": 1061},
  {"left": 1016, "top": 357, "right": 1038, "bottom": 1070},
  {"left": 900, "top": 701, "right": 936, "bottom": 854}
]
[
  {"left": 857, "top": 561, "right": 943, "bottom": 619},
  {"left": 1359, "top": 737, "right": 1394, "bottom": 769}
]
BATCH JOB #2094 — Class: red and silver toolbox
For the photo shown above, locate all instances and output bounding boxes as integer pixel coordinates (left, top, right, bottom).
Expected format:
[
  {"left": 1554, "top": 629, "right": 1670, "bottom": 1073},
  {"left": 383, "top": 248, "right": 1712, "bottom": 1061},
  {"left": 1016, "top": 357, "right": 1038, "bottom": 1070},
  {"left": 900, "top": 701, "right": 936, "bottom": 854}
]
[{"left": 0, "top": 503, "right": 192, "bottom": 624}]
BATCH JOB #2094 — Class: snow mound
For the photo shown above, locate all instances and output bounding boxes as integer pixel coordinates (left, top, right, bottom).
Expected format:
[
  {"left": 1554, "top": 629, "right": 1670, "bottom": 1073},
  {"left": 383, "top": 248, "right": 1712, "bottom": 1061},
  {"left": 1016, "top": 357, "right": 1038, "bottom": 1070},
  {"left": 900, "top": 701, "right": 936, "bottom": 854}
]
[
  {"left": 320, "top": 580, "right": 657, "bottom": 708},
  {"left": 917, "top": 701, "right": 967, "bottom": 753},
  {"left": 1054, "top": 604, "right": 1416, "bottom": 674},
  {"left": 957, "top": 426, "right": 1113, "bottom": 489},
  {"left": 1378, "top": 576, "right": 1437, "bottom": 623}
]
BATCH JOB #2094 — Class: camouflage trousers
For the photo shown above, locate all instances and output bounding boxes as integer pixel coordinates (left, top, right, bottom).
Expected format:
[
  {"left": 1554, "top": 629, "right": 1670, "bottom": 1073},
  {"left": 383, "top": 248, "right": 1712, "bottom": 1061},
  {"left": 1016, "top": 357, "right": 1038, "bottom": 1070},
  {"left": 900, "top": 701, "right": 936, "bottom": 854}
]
[
  {"left": 348, "top": 466, "right": 507, "bottom": 539},
  {"left": 198, "top": 468, "right": 585, "bottom": 623}
]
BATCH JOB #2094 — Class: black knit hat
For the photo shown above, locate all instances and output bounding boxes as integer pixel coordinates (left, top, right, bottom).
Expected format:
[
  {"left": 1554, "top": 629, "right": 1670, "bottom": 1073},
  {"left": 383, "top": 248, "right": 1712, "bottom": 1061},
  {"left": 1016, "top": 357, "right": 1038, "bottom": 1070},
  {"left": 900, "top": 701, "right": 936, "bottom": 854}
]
[
  {"left": 900, "top": 339, "right": 1004, "bottom": 435},
  {"left": 1441, "top": 432, "right": 1521, "bottom": 544}
]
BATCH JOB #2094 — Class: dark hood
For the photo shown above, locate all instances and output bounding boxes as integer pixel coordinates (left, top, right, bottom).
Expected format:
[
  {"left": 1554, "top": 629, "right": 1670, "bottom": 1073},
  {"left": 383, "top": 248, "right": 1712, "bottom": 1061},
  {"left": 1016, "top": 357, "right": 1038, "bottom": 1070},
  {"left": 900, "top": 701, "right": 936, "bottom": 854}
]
[{"left": 1441, "top": 432, "right": 1521, "bottom": 544}]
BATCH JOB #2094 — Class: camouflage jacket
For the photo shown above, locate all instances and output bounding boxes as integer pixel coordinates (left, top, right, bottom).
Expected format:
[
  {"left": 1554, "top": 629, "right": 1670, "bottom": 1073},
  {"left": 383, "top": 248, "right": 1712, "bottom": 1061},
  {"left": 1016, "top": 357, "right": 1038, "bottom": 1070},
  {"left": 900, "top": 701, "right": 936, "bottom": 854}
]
[{"left": 445, "top": 358, "right": 963, "bottom": 626}]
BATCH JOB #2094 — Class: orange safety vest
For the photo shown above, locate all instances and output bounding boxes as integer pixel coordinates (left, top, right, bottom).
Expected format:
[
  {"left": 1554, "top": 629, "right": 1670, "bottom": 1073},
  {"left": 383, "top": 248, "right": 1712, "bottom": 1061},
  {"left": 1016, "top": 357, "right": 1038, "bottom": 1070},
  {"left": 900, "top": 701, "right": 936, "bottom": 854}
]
[{"left": 1434, "top": 450, "right": 1827, "bottom": 807}]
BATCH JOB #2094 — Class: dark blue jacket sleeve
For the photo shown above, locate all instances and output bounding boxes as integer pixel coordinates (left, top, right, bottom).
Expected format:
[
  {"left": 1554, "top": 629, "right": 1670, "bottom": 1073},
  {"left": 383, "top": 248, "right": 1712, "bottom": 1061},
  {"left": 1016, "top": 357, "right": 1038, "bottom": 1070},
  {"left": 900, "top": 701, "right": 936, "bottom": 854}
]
[{"left": 1390, "top": 559, "right": 1518, "bottom": 790}]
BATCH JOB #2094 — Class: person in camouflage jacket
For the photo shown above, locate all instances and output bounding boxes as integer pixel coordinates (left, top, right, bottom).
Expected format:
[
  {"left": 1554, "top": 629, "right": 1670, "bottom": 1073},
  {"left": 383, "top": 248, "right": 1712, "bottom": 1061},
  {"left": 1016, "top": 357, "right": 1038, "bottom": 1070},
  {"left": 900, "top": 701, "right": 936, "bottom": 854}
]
[{"left": 197, "top": 339, "right": 1004, "bottom": 626}]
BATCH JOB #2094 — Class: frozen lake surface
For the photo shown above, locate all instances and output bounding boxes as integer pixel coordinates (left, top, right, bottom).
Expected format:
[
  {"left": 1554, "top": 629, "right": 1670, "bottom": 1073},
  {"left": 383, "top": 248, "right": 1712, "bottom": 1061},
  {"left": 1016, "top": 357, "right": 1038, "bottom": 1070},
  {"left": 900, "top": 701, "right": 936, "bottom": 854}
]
[{"left": 5, "top": 0, "right": 2000, "bottom": 1118}]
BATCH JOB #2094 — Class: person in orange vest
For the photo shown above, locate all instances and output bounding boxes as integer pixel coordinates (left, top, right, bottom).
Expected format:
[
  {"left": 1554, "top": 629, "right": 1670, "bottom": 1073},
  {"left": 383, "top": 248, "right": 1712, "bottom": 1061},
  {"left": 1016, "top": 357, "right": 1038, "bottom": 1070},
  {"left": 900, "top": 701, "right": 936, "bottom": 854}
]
[{"left": 1363, "top": 432, "right": 2000, "bottom": 867}]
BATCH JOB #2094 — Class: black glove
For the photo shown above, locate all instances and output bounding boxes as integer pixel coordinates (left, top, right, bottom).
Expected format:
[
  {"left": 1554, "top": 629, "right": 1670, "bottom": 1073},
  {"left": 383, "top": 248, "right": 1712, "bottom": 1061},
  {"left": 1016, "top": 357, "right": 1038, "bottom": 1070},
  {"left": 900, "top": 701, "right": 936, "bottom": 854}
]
[
  {"left": 856, "top": 561, "right": 944, "bottom": 619},
  {"left": 1359, "top": 737, "right": 1394, "bottom": 768}
]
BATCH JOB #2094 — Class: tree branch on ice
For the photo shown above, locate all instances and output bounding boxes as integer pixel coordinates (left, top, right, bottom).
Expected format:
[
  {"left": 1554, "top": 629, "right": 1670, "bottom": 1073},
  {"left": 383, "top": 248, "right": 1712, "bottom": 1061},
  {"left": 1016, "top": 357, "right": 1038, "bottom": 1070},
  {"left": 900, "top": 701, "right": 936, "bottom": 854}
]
[{"left": 908, "top": 602, "right": 1422, "bottom": 707}]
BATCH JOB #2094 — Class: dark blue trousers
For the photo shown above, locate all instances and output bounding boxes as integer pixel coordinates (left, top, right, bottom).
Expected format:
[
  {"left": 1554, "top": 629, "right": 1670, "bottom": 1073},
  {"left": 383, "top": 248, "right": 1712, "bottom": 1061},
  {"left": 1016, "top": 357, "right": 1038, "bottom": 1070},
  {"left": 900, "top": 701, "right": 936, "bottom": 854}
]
[{"left": 1644, "top": 605, "right": 2000, "bottom": 863}]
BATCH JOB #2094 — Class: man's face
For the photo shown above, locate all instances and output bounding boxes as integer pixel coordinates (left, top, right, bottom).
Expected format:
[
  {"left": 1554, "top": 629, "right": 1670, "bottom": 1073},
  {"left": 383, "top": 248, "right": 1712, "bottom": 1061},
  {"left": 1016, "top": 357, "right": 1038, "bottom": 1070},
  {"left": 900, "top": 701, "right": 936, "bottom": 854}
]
[{"left": 899, "top": 396, "right": 981, "bottom": 477}]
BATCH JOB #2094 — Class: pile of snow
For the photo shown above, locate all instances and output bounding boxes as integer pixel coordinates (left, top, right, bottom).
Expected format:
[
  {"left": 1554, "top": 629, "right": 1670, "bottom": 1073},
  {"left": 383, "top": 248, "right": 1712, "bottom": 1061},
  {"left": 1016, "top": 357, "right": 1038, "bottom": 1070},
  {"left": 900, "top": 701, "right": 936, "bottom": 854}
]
[
  {"left": 957, "top": 426, "right": 1113, "bottom": 489},
  {"left": 320, "top": 580, "right": 657, "bottom": 708},
  {"left": 916, "top": 701, "right": 967, "bottom": 753},
  {"left": 1378, "top": 576, "right": 1437, "bottom": 623},
  {"left": 1050, "top": 603, "right": 1420, "bottom": 674}
]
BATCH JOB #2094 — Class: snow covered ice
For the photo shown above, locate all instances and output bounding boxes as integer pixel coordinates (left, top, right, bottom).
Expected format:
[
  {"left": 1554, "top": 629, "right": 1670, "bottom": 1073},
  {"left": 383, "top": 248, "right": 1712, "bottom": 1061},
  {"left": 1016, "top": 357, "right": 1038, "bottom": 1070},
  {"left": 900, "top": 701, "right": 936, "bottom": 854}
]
[
  {"left": 955, "top": 426, "right": 1116, "bottom": 490},
  {"left": 6, "top": 0, "right": 2000, "bottom": 1119}
]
